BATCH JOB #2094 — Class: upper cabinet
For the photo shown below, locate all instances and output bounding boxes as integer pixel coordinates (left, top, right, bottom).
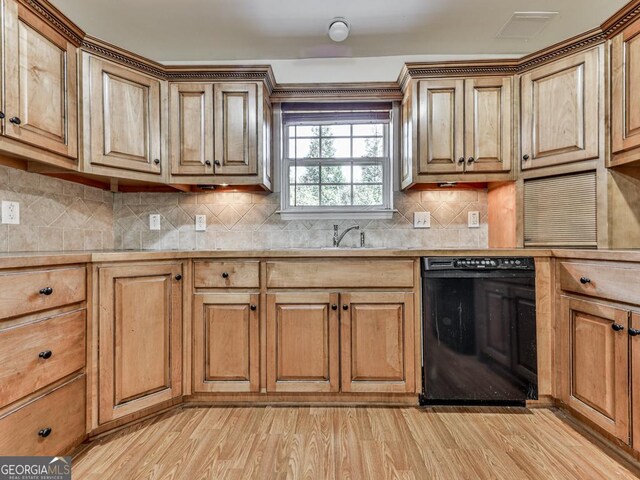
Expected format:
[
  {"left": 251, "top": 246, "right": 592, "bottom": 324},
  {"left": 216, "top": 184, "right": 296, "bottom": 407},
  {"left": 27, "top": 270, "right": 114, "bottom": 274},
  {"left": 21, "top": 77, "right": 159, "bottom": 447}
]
[
  {"left": 0, "top": 0, "right": 78, "bottom": 166},
  {"left": 612, "top": 21, "right": 640, "bottom": 167},
  {"left": 401, "top": 75, "right": 512, "bottom": 187},
  {"left": 520, "top": 46, "right": 603, "bottom": 173},
  {"left": 169, "top": 81, "right": 271, "bottom": 189},
  {"left": 82, "top": 54, "right": 166, "bottom": 182}
]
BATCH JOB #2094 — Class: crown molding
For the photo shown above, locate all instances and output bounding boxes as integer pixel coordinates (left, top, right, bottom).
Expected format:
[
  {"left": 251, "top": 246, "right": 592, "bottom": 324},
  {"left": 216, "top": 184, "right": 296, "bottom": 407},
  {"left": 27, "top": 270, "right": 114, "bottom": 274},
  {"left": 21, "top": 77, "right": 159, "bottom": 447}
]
[
  {"left": 271, "top": 82, "right": 403, "bottom": 102},
  {"left": 602, "top": 0, "right": 640, "bottom": 37},
  {"left": 19, "top": 0, "right": 85, "bottom": 45},
  {"left": 81, "top": 36, "right": 167, "bottom": 77},
  {"left": 164, "top": 65, "right": 276, "bottom": 94},
  {"left": 398, "top": 60, "right": 519, "bottom": 91}
]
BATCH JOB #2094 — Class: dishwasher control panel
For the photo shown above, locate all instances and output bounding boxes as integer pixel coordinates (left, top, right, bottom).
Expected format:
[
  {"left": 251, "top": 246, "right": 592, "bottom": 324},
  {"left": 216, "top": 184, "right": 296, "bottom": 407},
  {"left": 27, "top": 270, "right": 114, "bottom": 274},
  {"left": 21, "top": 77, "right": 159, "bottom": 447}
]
[{"left": 423, "top": 257, "right": 535, "bottom": 271}]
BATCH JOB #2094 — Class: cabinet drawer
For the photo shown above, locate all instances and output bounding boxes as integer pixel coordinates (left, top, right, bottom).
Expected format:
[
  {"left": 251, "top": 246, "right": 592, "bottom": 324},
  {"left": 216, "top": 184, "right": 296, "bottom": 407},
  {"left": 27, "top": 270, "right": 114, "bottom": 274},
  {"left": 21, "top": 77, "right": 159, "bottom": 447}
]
[
  {"left": 0, "top": 310, "right": 86, "bottom": 408},
  {"left": 0, "top": 375, "right": 86, "bottom": 456},
  {"left": 266, "top": 260, "right": 415, "bottom": 289},
  {"left": 0, "top": 267, "right": 86, "bottom": 320},
  {"left": 559, "top": 261, "right": 640, "bottom": 304},
  {"left": 194, "top": 261, "right": 260, "bottom": 288}
]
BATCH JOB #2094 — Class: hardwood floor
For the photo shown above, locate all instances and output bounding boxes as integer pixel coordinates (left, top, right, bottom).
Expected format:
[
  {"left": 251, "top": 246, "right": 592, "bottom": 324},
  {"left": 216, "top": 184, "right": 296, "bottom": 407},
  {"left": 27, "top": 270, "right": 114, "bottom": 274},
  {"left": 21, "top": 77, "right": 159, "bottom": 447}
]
[{"left": 74, "top": 406, "right": 640, "bottom": 479}]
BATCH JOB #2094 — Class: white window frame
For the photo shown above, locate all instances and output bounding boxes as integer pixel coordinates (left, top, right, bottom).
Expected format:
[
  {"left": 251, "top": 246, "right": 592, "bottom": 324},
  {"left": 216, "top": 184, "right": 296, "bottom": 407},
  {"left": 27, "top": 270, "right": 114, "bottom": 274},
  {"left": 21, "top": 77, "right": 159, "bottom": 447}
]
[{"left": 279, "top": 117, "right": 394, "bottom": 220}]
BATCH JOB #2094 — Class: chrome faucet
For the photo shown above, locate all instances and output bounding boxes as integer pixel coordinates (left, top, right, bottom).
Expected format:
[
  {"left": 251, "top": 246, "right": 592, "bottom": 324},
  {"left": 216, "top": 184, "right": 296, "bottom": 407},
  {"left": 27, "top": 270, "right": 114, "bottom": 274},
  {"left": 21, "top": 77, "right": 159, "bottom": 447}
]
[{"left": 333, "top": 224, "right": 360, "bottom": 247}]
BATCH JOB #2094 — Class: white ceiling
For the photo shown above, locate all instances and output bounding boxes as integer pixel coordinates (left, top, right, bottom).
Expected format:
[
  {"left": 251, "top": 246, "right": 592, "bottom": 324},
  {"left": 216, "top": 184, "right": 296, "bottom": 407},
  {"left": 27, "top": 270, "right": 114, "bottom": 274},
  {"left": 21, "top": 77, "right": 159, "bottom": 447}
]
[{"left": 51, "top": 0, "right": 626, "bottom": 62}]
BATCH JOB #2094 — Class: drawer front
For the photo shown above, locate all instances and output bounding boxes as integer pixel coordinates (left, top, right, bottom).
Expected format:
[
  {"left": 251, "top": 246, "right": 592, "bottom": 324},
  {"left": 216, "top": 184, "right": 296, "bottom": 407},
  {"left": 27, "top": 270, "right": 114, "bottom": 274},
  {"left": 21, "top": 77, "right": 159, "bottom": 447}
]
[
  {"left": 559, "top": 261, "right": 640, "bottom": 304},
  {"left": 0, "top": 310, "right": 86, "bottom": 408},
  {"left": 266, "top": 260, "right": 415, "bottom": 289},
  {"left": 0, "top": 267, "right": 86, "bottom": 320},
  {"left": 194, "top": 261, "right": 260, "bottom": 289},
  {"left": 0, "top": 375, "right": 86, "bottom": 456}
]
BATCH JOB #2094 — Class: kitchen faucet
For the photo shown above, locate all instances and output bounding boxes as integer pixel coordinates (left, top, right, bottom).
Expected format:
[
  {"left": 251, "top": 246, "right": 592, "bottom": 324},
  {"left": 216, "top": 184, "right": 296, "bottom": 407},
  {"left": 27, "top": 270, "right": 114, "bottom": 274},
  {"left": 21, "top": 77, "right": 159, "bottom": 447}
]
[{"left": 333, "top": 224, "right": 360, "bottom": 247}]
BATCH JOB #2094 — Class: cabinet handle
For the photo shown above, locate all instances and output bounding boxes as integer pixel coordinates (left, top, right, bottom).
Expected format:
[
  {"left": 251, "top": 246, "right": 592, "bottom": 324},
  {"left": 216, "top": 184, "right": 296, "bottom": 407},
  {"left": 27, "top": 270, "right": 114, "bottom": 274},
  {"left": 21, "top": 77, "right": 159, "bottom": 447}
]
[
  {"left": 522, "top": 154, "right": 530, "bottom": 161},
  {"left": 0, "top": 112, "right": 4, "bottom": 119},
  {"left": 205, "top": 160, "right": 212, "bottom": 166},
  {"left": 38, "top": 350, "right": 53, "bottom": 359},
  {"left": 222, "top": 272, "right": 229, "bottom": 278},
  {"left": 39, "top": 287, "right": 53, "bottom": 296},
  {"left": 250, "top": 304, "right": 257, "bottom": 311},
  {"left": 38, "top": 427, "right": 52, "bottom": 438},
  {"left": 579, "top": 277, "right": 591, "bottom": 284},
  {"left": 612, "top": 323, "right": 625, "bottom": 332},
  {"left": 458, "top": 157, "right": 465, "bottom": 164},
  {"left": 214, "top": 160, "right": 221, "bottom": 166},
  {"left": 9, "top": 116, "right": 21, "bottom": 125},
  {"left": 153, "top": 159, "right": 160, "bottom": 165},
  {"left": 467, "top": 157, "right": 475, "bottom": 164},
  {"left": 629, "top": 328, "right": 640, "bottom": 337},
  {"left": 175, "top": 274, "right": 182, "bottom": 281},
  {"left": 331, "top": 304, "right": 338, "bottom": 310},
  {"left": 342, "top": 304, "right": 349, "bottom": 310}
]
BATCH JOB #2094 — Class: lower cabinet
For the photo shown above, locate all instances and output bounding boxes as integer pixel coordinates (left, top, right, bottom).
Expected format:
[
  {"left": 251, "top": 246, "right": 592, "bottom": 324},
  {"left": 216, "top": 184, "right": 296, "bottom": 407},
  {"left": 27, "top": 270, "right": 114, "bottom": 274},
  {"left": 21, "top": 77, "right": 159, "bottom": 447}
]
[
  {"left": 98, "top": 263, "right": 183, "bottom": 424},
  {"left": 266, "top": 292, "right": 340, "bottom": 393},
  {"left": 560, "top": 296, "right": 629, "bottom": 442},
  {"left": 632, "top": 312, "right": 640, "bottom": 451},
  {"left": 193, "top": 293, "right": 259, "bottom": 393}
]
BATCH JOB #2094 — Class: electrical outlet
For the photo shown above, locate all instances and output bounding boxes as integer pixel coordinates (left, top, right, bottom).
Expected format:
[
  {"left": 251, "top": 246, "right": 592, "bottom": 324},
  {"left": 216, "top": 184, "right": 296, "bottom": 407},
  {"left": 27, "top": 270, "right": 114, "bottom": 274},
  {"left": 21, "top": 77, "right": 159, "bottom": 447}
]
[
  {"left": 414, "top": 212, "right": 430, "bottom": 229},
  {"left": 195, "top": 215, "right": 207, "bottom": 232},
  {"left": 468, "top": 211, "right": 480, "bottom": 228},
  {"left": 1, "top": 201, "right": 20, "bottom": 225},
  {"left": 149, "top": 214, "right": 161, "bottom": 231}
]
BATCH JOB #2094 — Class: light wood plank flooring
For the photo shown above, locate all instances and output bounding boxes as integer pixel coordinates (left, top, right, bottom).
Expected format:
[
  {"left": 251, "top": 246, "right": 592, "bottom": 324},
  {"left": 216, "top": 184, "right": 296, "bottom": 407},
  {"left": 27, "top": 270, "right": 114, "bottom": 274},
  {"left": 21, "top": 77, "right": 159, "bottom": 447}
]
[{"left": 74, "top": 407, "right": 640, "bottom": 479}]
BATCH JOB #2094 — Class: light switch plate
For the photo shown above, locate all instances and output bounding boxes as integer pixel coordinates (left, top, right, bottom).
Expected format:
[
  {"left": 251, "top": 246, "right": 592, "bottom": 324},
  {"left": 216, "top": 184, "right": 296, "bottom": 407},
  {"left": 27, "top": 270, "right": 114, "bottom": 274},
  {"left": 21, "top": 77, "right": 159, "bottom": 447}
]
[
  {"left": 1, "top": 201, "right": 19, "bottom": 224},
  {"left": 195, "top": 215, "right": 207, "bottom": 232},
  {"left": 149, "top": 214, "right": 161, "bottom": 231},
  {"left": 468, "top": 211, "right": 480, "bottom": 228},
  {"left": 414, "top": 211, "right": 431, "bottom": 228}
]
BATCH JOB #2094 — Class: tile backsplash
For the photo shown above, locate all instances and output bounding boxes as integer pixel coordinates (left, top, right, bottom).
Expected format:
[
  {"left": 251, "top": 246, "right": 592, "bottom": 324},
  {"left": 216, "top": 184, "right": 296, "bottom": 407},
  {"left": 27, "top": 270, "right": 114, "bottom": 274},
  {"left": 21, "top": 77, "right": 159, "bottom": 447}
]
[{"left": 0, "top": 166, "right": 488, "bottom": 252}]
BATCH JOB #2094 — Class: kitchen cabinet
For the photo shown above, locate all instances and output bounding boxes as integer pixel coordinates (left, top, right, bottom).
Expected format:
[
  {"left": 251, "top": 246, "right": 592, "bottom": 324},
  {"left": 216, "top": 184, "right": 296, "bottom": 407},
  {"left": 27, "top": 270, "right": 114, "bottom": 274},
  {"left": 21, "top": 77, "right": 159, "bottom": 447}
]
[
  {"left": 193, "top": 293, "right": 259, "bottom": 393},
  {"left": 98, "top": 263, "right": 183, "bottom": 424},
  {"left": 340, "top": 292, "right": 415, "bottom": 393},
  {"left": 169, "top": 81, "right": 271, "bottom": 188},
  {"left": 400, "top": 81, "right": 415, "bottom": 189},
  {"left": 520, "top": 46, "right": 602, "bottom": 172},
  {"left": 631, "top": 312, "right": 640, "bottom": 451},
  {"left": 611, "top": 21, "right": 640, "bottom": 166},
  {"left": 84, "top": 54, "right": 166, "bottom": 181},
  {"left": 266, "top": 292, "right": 340, "bottom": 393},
  {"left": 1, "top": 0, "right": 78, "bottom": 161}
]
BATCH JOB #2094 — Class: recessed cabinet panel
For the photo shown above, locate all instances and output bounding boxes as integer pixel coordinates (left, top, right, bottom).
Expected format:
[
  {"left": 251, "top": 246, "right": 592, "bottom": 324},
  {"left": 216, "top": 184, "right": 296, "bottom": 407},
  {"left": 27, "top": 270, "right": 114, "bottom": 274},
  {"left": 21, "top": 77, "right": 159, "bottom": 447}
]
[
  {"left": 521, "top": 47, "right": 601, "bottom": 170},
  {"left": 400, "top": 82, "right": 415, "bottom": 188},
  {"left": 3, "top": 2, "right": 77, "bottom": 158},
  {"left": 418, "top": 79, "right": 464, "bottom": 174},
  {"left": 214, "top": 83, "right": 258, "bottom": 176},
  {"left": 631, "top": 312, "right": 640, "bottom": 452}
]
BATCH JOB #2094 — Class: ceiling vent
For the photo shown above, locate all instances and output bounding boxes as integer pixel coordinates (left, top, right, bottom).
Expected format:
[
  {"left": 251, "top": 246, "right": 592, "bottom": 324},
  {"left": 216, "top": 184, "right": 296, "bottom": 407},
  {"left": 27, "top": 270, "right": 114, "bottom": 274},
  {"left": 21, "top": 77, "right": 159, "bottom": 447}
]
[{"left": 497, "top": 12, "right": 558, "bottom": 39}]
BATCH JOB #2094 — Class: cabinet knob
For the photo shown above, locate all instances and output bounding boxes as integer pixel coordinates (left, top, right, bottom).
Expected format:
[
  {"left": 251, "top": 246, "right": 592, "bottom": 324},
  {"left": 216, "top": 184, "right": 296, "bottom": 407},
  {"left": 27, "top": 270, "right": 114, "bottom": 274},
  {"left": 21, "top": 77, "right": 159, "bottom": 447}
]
[
  {"left": 9, "top": 116, "right": 21, "bottom": 125},
  {"left": 579, "top": 277, "right": 591, "bottom": 284},
  {"left": 0, "top": 112, "right": 4, "bottom": 119},
  {"left": 629, "top": 328, "right": 640, "bottom": 337},
  {"left": 214, "top": 160, "right": 221, "bottom": 166},
  {"left": 205, "top": 160, "right": 212, "bottom": 166},
  {"left": 331, "top": 304, "right": 338, "bottom": 310},
  {"left": 342, "top": 304, "right": 349, "bottom": 310},
  {"left": 467, "top": 157, "right": 475, "bottom": 164},
  {"left": 153, "top": 159, "right": 160, "bottom": 165},
  {"left": 38, "top": 350, "right": 53, "bottom": 359},
  {"left": 458, "top": 157, "right": 465, "bottom": 164},
  {"left": 222, "top": 272, "right": 229, "bottom": 278},
  {"left": 522, "top": 154, "right": 530, "bottom": 161},
  {"left": 38, "top": 427, "right": 52, "bottom": 438},
  {"left": 250, "top": 304, "right": 257, "bottom": 311},
  {"left": 612, "top": 323, "right": 625, "bottom": 332},
  {"left": 39, "top": 287, "right": 53, "bottom": 296},
  {"left": 175, "top": 274, "right": 182, "bottom": 281}
]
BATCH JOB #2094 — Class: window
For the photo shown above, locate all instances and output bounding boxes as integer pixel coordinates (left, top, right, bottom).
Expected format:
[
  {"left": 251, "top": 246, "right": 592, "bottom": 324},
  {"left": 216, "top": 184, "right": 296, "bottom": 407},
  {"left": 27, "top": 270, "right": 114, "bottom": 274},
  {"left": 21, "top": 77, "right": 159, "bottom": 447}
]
[{"left": 280, "top": 104, "right": 393, "bottom": 219}]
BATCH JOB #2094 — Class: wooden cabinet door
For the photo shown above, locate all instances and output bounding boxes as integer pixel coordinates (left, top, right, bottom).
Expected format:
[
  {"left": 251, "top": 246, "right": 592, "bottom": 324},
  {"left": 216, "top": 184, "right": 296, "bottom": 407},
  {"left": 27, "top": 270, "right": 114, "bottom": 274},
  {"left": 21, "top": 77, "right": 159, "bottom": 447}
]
[
  {"left": 341, "top": 292, "right": 415, "bottom": 393},
  {"left": 170, "top": 83, "right": 213, "bottom": 176},
  {"left": 3, "top": 1, "right": 77, "bottom": 158},
  {"left": 520, "top": 47, "right": 601, "bottom": 170},
  {"left": 559, "top": 296, "right": 629, "bottom": 442},
  {"left": 193, "top": 294, "right": 259, "bottom": 393},
  {"left": 464, "top": 77, "right": 512, "bottom": 173},
  {"left": 88, "top": 56, "right": 163, "bottom": 176},
  {"left": 98, "top": 263, "right": 182, "bottom": 424},
  {"left": 213, "top": 83, "right": 258, "bottom": 176},
  {"left": 612, "top": 23, "right": 640, "bottom": 164},
  {"left": 266, "top": 292, "right": 339, "bottom": 393},
  {"left": 418, "top": 79, "right": 465, "bottom": 175},
  {"left": 400, "top": 84, "right": 415, "bottom": 188},
  {"left": 631, "top": 312, "right": 640, "bottom": 451}
]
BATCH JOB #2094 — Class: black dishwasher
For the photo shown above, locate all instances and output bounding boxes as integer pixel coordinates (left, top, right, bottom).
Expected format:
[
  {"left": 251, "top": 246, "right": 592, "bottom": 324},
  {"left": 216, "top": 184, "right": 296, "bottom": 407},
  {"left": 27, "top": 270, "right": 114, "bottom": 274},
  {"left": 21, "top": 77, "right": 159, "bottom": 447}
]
[{"left": 421, "top": 257, "right": 537, "bottom": 406}]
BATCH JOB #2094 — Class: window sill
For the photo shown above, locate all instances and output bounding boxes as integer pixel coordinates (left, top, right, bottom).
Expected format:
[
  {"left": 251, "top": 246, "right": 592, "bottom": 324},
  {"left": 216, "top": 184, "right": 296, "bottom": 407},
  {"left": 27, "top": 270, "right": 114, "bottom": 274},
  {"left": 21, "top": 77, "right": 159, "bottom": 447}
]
[{"left": 278, "top": 209, "right": 395, "bottom": 221}]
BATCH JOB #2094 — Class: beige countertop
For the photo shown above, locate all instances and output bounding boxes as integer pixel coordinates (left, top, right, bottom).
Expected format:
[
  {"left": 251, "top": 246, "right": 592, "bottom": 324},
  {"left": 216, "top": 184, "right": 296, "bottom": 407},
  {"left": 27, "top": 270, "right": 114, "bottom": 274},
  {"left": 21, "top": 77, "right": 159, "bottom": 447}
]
[{"left": 1, "top": 247, "right": 640, "bottom": 269}]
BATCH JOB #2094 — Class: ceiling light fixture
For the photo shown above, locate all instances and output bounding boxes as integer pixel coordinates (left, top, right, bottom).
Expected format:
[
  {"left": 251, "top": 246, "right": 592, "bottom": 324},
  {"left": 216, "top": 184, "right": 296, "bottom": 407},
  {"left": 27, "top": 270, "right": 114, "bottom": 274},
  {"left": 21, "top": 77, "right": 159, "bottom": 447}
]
[{"left": 328, "top": 18, "right": 350, "bottom": 43}]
